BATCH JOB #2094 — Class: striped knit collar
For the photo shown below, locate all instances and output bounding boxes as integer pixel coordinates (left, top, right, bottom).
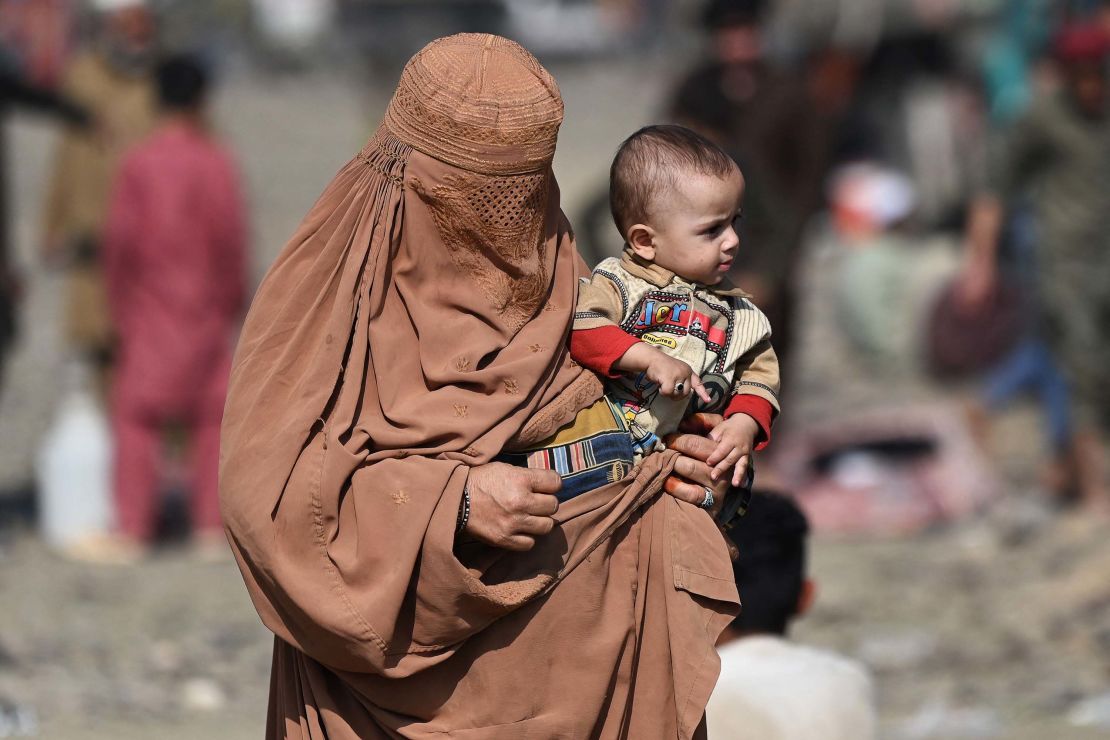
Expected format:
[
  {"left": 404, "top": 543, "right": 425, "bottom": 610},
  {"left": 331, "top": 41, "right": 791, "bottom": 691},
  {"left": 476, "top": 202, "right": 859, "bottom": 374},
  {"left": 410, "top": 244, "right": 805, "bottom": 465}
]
[{"left": 619, "top": 248, "right": 748, "bottom": 298}]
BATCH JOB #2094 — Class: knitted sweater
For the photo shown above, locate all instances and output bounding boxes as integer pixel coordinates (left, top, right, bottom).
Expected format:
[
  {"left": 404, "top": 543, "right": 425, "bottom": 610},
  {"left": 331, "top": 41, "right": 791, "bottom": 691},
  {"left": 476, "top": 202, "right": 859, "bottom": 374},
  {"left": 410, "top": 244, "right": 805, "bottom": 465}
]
[{"left": 572, "top": 251, "right": 780, "bottom": 451}]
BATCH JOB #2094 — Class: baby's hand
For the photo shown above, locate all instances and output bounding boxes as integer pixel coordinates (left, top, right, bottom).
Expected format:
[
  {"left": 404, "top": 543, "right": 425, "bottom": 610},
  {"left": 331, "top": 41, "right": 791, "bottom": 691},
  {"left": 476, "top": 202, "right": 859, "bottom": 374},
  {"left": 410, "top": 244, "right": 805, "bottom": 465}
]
[
  {"left": 706, "top": 413, "right": 760, "bottom": 487},
  {"left": 645, "top": 352, "right": 711, "bottom": 402}
]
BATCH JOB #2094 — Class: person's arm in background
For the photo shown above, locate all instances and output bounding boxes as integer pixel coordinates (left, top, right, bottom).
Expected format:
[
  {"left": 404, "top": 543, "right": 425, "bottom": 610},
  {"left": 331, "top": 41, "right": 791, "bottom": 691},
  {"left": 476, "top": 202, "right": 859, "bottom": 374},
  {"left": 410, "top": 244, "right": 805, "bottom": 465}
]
[
  {"left": 101, "top": 157, "right": 141, "bottom": 331},
  {"left": 959, "top": 102, "right": 1051, "bottom": 308},
  {"left": 960, "top": 193, "right": 1005, "bottom": 308},
  {"left": 210, "top": 151, "right": 249, "bottom": 321},
  {"left": 38, "top": 62, "right": 92, "bottom": 267},
  {"left": 0, "top": 64, "right": 89, "bottom": 126},
  {"left": 40, "top": 130, "right": 75, "bottom": 266}
]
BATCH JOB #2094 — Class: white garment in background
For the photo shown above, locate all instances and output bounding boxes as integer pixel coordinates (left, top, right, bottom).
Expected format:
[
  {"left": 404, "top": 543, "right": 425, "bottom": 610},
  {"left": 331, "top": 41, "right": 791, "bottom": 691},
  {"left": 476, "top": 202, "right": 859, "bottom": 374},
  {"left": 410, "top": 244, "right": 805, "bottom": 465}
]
[{"left": 706, "top": 635, "right": 877, "bottom": 740}]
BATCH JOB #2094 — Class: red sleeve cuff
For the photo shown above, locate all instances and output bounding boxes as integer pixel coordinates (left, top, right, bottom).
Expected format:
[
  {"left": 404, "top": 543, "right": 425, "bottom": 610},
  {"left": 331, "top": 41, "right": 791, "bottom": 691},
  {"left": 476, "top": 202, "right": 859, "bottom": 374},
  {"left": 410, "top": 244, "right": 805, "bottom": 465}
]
[
  {"left": 570, "top": 325, "right": 640, "bottom": 378},
  {"left": 723, "top": 394, "right": 775, "bottom": 450}
]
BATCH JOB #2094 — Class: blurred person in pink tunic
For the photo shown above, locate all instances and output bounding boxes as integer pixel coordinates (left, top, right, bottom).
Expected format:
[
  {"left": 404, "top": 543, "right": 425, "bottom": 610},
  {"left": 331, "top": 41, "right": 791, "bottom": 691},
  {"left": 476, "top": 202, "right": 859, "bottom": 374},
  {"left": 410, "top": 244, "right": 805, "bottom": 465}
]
[{"left": 100, "top": 53, "right": 246, "bottom": 560}]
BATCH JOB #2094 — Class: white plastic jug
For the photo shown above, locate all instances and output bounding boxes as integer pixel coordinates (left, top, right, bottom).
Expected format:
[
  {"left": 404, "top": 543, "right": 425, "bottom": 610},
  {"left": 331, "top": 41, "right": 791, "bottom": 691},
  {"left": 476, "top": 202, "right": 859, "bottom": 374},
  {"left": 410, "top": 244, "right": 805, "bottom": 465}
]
[
  {"left": 35, "top": 362, "right": 113, "bottom": 549},
  {"left": 252, "top": 0, "right": 335, "bottom": 49}
]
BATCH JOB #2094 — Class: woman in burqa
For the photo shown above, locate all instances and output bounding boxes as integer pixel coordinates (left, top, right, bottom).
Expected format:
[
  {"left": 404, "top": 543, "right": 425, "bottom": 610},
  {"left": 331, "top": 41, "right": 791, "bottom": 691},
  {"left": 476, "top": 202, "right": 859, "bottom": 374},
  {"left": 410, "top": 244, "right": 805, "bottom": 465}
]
[{"left": 220, "top": 34, "right": 740, "bottom": 739}]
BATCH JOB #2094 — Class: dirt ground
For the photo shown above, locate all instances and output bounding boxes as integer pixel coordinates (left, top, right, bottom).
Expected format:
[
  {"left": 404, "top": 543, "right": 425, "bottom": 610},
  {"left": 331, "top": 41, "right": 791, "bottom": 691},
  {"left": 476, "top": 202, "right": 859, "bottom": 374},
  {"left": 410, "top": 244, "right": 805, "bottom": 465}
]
[
  {"left": 3, "top": 462, "right": 1109, "bottom": 740},
  {"left": 1, "top": 60, "right": 1109, "bottom": 739}
]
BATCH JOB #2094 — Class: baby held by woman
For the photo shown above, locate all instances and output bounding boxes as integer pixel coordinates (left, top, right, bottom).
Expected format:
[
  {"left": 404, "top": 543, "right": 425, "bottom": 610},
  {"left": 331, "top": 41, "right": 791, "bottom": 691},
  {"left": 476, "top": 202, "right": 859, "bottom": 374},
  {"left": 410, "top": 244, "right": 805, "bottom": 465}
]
[{"left": 571, "top": 125, "right": 781, "bottom": 502}]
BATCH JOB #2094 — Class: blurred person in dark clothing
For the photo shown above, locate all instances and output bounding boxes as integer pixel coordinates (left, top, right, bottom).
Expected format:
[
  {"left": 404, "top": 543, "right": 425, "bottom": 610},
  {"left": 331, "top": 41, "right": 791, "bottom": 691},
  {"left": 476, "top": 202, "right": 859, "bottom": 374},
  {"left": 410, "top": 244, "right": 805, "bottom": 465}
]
[
  {"left": 40, "top": 0, "right": 156, "bottom": 391},
  {"left": 93, "top": 54, "right": 247, "bottom": 562},
  {"left": 961, "top": 23, "right": 1110, "bottom": 509},
  {"left": 706, "top": 491, "right": 876, "bottom": 739},
  {"left": 0, "top": 51, "right": 88, "bottom": 394},
  {"left": 668, "top": 0, "right": 830, "bottom": 367}
]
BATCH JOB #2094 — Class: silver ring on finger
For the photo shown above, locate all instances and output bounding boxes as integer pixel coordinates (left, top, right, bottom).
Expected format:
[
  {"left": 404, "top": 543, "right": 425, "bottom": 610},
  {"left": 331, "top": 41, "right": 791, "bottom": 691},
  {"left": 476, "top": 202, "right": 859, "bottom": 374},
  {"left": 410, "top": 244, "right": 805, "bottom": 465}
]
[
  {"left": 699, "top": 486, "right": 715, "bottom": 510},
  {"left": 674, "top": 382, "right": 685, "bottom": 394}
]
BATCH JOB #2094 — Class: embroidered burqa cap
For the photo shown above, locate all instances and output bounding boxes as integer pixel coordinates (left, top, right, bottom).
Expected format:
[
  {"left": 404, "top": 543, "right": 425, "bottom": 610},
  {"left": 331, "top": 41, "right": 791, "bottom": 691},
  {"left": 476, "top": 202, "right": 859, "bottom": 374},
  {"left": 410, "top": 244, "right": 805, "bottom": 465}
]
[
  {"left": 385, "top": 33, "right": 563, "bottom": 175},
  {"left": 220, "top": 33, "right": 736, "bottom": 739}
]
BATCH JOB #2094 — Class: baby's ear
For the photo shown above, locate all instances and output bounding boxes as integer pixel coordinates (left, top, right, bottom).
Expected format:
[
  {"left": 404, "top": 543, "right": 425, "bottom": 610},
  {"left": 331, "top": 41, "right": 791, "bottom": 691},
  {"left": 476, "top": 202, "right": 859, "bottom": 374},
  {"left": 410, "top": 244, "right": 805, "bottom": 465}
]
[{"left": 626, "top": 223, "right": 655, "bottom": 260}]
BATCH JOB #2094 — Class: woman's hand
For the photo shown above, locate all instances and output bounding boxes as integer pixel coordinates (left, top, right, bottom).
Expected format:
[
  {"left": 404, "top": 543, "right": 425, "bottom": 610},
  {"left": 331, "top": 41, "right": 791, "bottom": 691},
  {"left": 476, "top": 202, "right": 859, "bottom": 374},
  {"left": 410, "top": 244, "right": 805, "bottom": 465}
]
[
  {"left": 665, "top": 414, "right": 742, "bottom": 558},
  {"left": 662, "top": 413, "right": 732, "bottom": 516},
  {"left": 462, "top": 463, "right": 562, "bottom": 552}
]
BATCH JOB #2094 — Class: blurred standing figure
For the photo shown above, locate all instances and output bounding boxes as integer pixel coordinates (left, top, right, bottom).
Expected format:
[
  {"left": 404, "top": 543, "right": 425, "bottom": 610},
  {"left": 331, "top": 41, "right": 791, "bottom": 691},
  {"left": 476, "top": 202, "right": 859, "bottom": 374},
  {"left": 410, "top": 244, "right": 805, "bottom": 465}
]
[
  {"left": 962, "top": 24, "right": 1110, "bottom": 508},
  {"left": 41, "top": 0, "right": 156, "bottom": 388},
  {"left": 706, "top": 491, "right": 876, "bottom": 739},
  {"left": 0, "top": 51, "right": 87, "bottom": 394},
  {"left": 101, "top": 54, "right": 247, "bottom": 558},
  {"left": 669, "top": 0, "right": 827, "bottom": 363}
]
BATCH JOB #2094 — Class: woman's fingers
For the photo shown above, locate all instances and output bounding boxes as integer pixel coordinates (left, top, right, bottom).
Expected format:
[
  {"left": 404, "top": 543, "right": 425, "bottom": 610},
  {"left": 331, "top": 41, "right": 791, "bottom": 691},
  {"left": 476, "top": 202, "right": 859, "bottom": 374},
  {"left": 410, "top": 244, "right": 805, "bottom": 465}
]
[
  {"left": 465, "top": 463, "right": 561, "bottom": 550},
  {"left": 524, "top": 492, "right": 560, "bottom": 517},
  {"left": 663, "top": 475, "right": 706, "bottom": 506},
  {"left": 501, "top": 534, "right": 537, "bottom": 552},
  {"left": 526, "top": 468, "right": 564, "bottom": 495},
  {"left": 670, "top": 453, "right": 715, "bottom": 488},
  {"left": 671, "top": 454, "right": 730, "bottom": 499},
  {"left": 665, "top": 432, "right": 718, "bottom": 463},
  {"left": 663, "top": 431, "right": 730, "bottom": 513},
  {"left": 518, "top": 515, "right": 556, "bottom": 536},
  {"left": 663, "top": 476, "right": 726, "bottom": 516},
  {"left": 677, "top": 414, "right": 725, "bottom": 435}
]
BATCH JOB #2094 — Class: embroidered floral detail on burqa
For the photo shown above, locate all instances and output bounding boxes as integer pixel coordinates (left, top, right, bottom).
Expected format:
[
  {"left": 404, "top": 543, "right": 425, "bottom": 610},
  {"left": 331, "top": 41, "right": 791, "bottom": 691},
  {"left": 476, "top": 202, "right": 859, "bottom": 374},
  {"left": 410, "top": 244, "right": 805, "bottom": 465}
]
[{"left": 411, "top": 171, "right": 550, "bottom": 331}]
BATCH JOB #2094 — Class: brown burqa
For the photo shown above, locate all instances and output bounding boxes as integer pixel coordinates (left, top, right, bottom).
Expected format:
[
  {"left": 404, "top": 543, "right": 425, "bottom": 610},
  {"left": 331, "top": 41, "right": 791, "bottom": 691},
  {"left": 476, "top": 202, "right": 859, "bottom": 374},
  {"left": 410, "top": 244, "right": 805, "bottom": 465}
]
[{"left": 220, "top": 34, "right": 738, "bottom": 739}]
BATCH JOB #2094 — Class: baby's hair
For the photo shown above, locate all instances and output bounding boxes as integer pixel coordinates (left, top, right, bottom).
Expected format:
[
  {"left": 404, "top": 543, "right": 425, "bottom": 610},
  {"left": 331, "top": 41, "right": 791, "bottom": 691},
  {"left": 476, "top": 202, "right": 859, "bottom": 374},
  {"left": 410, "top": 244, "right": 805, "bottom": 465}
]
[{"left": 609, "top": 124, "right": 738, "bottom": 237}]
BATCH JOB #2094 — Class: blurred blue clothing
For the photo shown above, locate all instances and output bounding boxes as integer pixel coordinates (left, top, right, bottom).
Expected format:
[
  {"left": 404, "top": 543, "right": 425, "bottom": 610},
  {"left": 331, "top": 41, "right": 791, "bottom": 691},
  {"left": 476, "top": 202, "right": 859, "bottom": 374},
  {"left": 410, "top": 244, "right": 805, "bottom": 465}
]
[
  {"left": 981, "top": 199, "right": 1073, "bottom": 453},
  {"left": 982, "top": 338, "right": 1071, "bottom": 452},
  {"left": 980, "top": 0, "right": 1053, "bottom": 124}
]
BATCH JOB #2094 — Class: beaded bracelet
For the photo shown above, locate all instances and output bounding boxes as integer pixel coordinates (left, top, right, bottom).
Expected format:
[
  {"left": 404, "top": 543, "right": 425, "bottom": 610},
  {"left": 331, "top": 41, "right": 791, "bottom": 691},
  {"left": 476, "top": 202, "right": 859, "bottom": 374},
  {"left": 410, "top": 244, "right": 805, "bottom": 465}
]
[{"left": 456, "top": 483, "right": 471, "bottom": 534}]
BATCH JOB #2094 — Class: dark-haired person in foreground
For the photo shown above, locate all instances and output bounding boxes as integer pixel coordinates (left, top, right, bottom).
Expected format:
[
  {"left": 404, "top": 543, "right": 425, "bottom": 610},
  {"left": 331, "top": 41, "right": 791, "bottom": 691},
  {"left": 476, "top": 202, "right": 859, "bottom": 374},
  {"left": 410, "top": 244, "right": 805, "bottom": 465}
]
[
  {"left": 706, "top": 492, "right": 877, "bottom": 739},
  {"left": 88, "top": 53, "right": 246, "bottom": 562}
]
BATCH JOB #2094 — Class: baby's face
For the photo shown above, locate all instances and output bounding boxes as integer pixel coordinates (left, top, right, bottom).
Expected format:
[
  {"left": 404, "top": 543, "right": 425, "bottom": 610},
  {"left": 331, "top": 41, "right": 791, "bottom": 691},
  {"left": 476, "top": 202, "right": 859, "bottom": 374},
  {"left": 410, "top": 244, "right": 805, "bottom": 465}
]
[{"left": 645, "top": 168, "right": 744, "bottom": 286}]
